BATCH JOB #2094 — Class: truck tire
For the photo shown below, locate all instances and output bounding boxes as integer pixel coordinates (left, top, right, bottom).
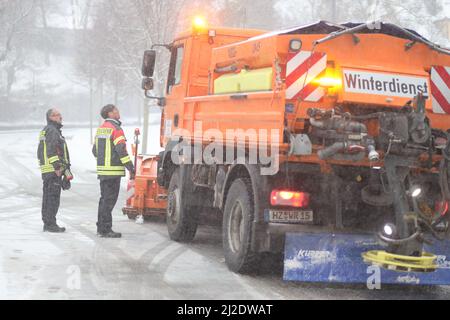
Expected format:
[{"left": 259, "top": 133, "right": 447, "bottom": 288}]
[
  {"left": 127, "top": 213, "right": 138, "bottom": 220},
  {"left": 223, "top": 178, "right": 260, "bottom": 274},
  {"left": 166, "top": 167, "right": 198, "bottom": 242}
]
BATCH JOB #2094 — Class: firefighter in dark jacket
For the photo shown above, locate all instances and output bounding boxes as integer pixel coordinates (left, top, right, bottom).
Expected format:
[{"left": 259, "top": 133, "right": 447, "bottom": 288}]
[
  {"left": 93, "top": 104, "right": 135, "bottom": 238},
  {"left": 37, "top": 109, "right": 72, "bottom": 233}
]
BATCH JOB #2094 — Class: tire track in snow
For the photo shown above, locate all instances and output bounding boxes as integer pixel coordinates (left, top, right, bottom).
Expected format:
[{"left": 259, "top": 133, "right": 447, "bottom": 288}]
[
  {"left": 58, "top": 208, "right": 270, "bottom": 299},
  {"left": 57, "top": 212, "right": 186, "bottom": 299}
]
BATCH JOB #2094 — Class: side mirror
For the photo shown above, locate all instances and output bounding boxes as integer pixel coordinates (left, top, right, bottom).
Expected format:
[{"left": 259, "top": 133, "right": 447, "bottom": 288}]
[
  {"left": 142, "top": 50, "right": 156, "bottom": 77},
  {"left": 157, "top": 97, "right": 166, "bottom": 107},
  {"left": 142, "top": 77, "right": 154, "bottom": 91}
]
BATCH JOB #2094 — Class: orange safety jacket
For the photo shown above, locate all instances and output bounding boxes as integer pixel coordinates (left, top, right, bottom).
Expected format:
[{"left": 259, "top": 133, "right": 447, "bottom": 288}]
[{"left": 92, "top": 119, "right": 134, "bottom": 179}]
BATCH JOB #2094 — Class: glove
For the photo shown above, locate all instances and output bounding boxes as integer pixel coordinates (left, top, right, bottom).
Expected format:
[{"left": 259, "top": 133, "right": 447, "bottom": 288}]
[
  {"left": 64, "top": 168, "right": 74, "bottom": 181},
  {"left": 62, "top": 176, "right": 71, "bottom": 191},
  {"left": 129, "top": 169, "right": 136, "bottom": 180},
  {"left": 126, "top": 163, "right": 136, "bottom": 180}
]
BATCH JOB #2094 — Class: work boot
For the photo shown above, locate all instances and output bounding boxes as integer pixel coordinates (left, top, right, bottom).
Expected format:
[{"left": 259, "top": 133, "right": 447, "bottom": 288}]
[
  {"left": 98, "top": 230, "right": 122, "bottom": 238},
  {"left": 43, "top": 225, "right": 66, "bottom": 233}
]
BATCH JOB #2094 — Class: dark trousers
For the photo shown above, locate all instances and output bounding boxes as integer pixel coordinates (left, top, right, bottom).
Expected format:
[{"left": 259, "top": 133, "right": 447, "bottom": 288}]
[
  {"left": 97, "top": 178, "right": 121, "bottom": 233},
  {"left": 42, "top": 176, "right": 62, "bottom": 227}
]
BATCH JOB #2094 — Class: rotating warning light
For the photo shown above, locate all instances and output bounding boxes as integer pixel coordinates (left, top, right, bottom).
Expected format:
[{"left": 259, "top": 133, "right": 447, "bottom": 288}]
[
  {"left": 193, "top": 16, "right": 207, "bottom": 30},
  {"left": 314, "top": 76, "right": 343, "bottom": 88}
]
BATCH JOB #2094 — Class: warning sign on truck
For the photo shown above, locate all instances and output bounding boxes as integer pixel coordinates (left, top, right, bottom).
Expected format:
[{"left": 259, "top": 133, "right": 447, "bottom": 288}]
[
  {"left": 343, "top": 69, "right": 429, "bottom": 99},
  {"left": 431, "top": 66, "right": 450, "bottom": 114}
]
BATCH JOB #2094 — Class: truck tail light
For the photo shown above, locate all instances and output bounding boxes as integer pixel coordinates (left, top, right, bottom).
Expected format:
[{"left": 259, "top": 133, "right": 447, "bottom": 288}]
[
  {"left": 271, "top": 190, "right": 310, "bottom": 208},
  {"left": 436, "top": 200, "right": 449, "bottom": 217}
]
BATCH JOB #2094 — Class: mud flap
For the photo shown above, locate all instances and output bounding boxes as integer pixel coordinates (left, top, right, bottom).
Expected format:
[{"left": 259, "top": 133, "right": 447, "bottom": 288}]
[{"left": 284, "top": 233, "right": 450, "bottom": 285}]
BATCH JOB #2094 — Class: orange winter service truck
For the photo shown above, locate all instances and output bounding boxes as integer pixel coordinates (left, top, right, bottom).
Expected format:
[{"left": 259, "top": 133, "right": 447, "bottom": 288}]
[{"left": 124, "top": 19, "right": 450, "bottom": 284}]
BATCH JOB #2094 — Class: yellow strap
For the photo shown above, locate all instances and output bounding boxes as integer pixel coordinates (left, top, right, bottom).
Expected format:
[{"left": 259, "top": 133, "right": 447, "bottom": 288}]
[
  {"left": 40, "top": 165, "right": 55, "bottom": 174},
  {"left": 96, "top": 128, "right": 113, "bottom": 136},
  {"left": 97, "top": 166, "right": 125, "bottom": 171},
  {"left": 95, "top": 137, "right": 99, "bottom": 158},
  {"left": 97, "top": 171, "right": 125, "bottom": 176},
  {"left": 105, "top": 138, "right": 111, "bottom": 167},
  {"left": 48, "top": 156, "right": 60, "bottom": 164},
  {"left": 113, "top": 136, "right": 126, "bottom": 145},
  {"left": 120, "top": 156, "right": 131, "bottom": 164},
  {"left": 64, "top": 144, "right": 69, "bottom": 163},
  {"left": 43, "top": 141, "right": 49, "bottom": 165}
]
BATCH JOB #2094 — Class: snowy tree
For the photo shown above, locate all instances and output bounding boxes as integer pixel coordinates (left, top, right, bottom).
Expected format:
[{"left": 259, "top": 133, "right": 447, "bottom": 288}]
[
  {"left": 0, "top": 0, "right": 35, "bottom": 62},
  {"left": 0, "top": 0, "right": 36, "bottom": 97},
  {"left": 73, "top": 0, "right": 281, "bottom": 103},
  {"left": 275, "top": 0, "right": 448, "bottom": 46},
  {"left": 216, "top": 0, "right": 279, "bottom": 29},
  {"left": 74, "top": 0, "right": 192, "bottom": 105},
  {"left": 0, "top": 0, "right": 82, "bottom": 123}
]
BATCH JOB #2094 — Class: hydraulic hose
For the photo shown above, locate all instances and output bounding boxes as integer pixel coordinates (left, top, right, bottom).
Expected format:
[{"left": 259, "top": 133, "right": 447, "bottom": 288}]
[
  {"left": 417, "top": 217, "right": 447, "bottom": 242},
  {"left": 310, "top": 111, "right": 379, "bottom": 161},
  {"left": 439, "top": 135, "right": 450, "bottom": 201},
  {"left": 308, "top": 118, "right": 327, "bottom": 129},
  {"left": 351, "top": 112, "right": 384, "bottom": 121},
  {"left": 309, "top": 118, "right": 368, "bottom": 133},
  {"left": 337, "top": 121, "right": 368, "bottom": 133},
  {"left": 318, "top": 142, "right": 346, "bottom": 160},
  {"left": 439, "top": 160, "right": 450, "bottom": 201}
]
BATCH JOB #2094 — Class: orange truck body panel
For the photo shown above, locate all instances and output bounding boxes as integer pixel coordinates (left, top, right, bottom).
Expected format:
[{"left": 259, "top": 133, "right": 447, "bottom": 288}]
[
  {"left": 161, "top": 27, "right": 450, "bottom": 155},
  {"left": 132, "top": 23, "right": 450, "bottom": 217},
  {"left": 124, "top": 156, "right": 167, "bottom": 216}
]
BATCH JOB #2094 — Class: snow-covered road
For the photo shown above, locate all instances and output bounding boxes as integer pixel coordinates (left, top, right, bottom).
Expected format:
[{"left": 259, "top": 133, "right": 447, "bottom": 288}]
[{"left": 0, "top": 127, "right": 449, "bottom": 300}]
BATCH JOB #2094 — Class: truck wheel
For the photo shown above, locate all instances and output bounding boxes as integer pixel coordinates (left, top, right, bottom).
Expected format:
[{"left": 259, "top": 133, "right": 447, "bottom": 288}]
[
  {"left": 223, "top": 178, "right": 260, "bottom": 274},
  {"left": 166, "top": 168, "right": 198, "bottom": 242},
  {"left": 127, "top": 213, "right": 137, "bottom": 220}
]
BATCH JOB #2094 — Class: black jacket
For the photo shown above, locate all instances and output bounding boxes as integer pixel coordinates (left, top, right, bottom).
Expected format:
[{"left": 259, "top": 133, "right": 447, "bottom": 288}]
[{"left": 37, "top": 121, "right": 71, "bottom": 180}]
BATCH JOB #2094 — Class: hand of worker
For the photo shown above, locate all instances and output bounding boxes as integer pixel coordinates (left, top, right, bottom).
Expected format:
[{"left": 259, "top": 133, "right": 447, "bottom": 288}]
[
  {"left": 64, "top": 168, "right": 74, "bottom": 181},
  {"left": 61, "top": 176, "right": 71, "bottom": 191}
]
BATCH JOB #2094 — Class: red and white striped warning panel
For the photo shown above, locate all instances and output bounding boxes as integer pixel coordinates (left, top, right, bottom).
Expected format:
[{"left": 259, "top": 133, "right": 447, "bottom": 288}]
[
  {"left": 286, "top": 51, "right": 327, "bottom": 101},
  {"left": 126, "top": 180, "right": 135, "bottom": 206},
  {"left": 431, "top": 66, "right": 450, "bottom": 114}
]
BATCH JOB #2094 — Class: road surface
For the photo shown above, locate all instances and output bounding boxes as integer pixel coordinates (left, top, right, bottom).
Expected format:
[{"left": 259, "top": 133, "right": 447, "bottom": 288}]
[{"left": 0, "top": 128, "right": 449, "bottom": 300}]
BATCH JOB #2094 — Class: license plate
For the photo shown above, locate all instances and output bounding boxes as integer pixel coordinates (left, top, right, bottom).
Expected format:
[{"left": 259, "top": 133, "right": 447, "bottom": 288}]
[{"left": 266, "top": 209, "right": 314, "bottom": 224}]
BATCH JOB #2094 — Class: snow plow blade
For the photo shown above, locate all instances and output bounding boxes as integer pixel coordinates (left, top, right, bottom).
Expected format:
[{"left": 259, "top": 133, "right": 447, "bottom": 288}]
[{"left": 284, "top": 233, "right": 450, "bottom": 285}]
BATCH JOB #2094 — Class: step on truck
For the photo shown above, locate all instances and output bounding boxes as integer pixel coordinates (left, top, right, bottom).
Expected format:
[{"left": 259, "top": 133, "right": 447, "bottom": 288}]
[{"left": 123, "top": 19, "right": 450, "bottom": 284}]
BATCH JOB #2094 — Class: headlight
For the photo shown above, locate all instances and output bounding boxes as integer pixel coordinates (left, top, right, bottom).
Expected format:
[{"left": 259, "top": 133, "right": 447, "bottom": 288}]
[
  {"left": 383, "top": 223, "right": 397, "bottom": 237},
  {"left": 409, "top": 186, "right": 422, "bottom": 198}
]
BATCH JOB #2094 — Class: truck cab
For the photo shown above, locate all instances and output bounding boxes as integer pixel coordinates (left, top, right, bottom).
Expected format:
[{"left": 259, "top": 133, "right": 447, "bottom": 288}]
[{"left": 145, "top": 22, "right": 265, "bottom": 148}]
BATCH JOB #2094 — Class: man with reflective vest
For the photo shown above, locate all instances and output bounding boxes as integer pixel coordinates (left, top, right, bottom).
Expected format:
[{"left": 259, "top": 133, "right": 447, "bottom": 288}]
[
  {"left": 93, "top": 104, "right": 135, "bottom": 238},
  {"left": 37, "top": 109, "right": 73, "bottom": 233}
]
